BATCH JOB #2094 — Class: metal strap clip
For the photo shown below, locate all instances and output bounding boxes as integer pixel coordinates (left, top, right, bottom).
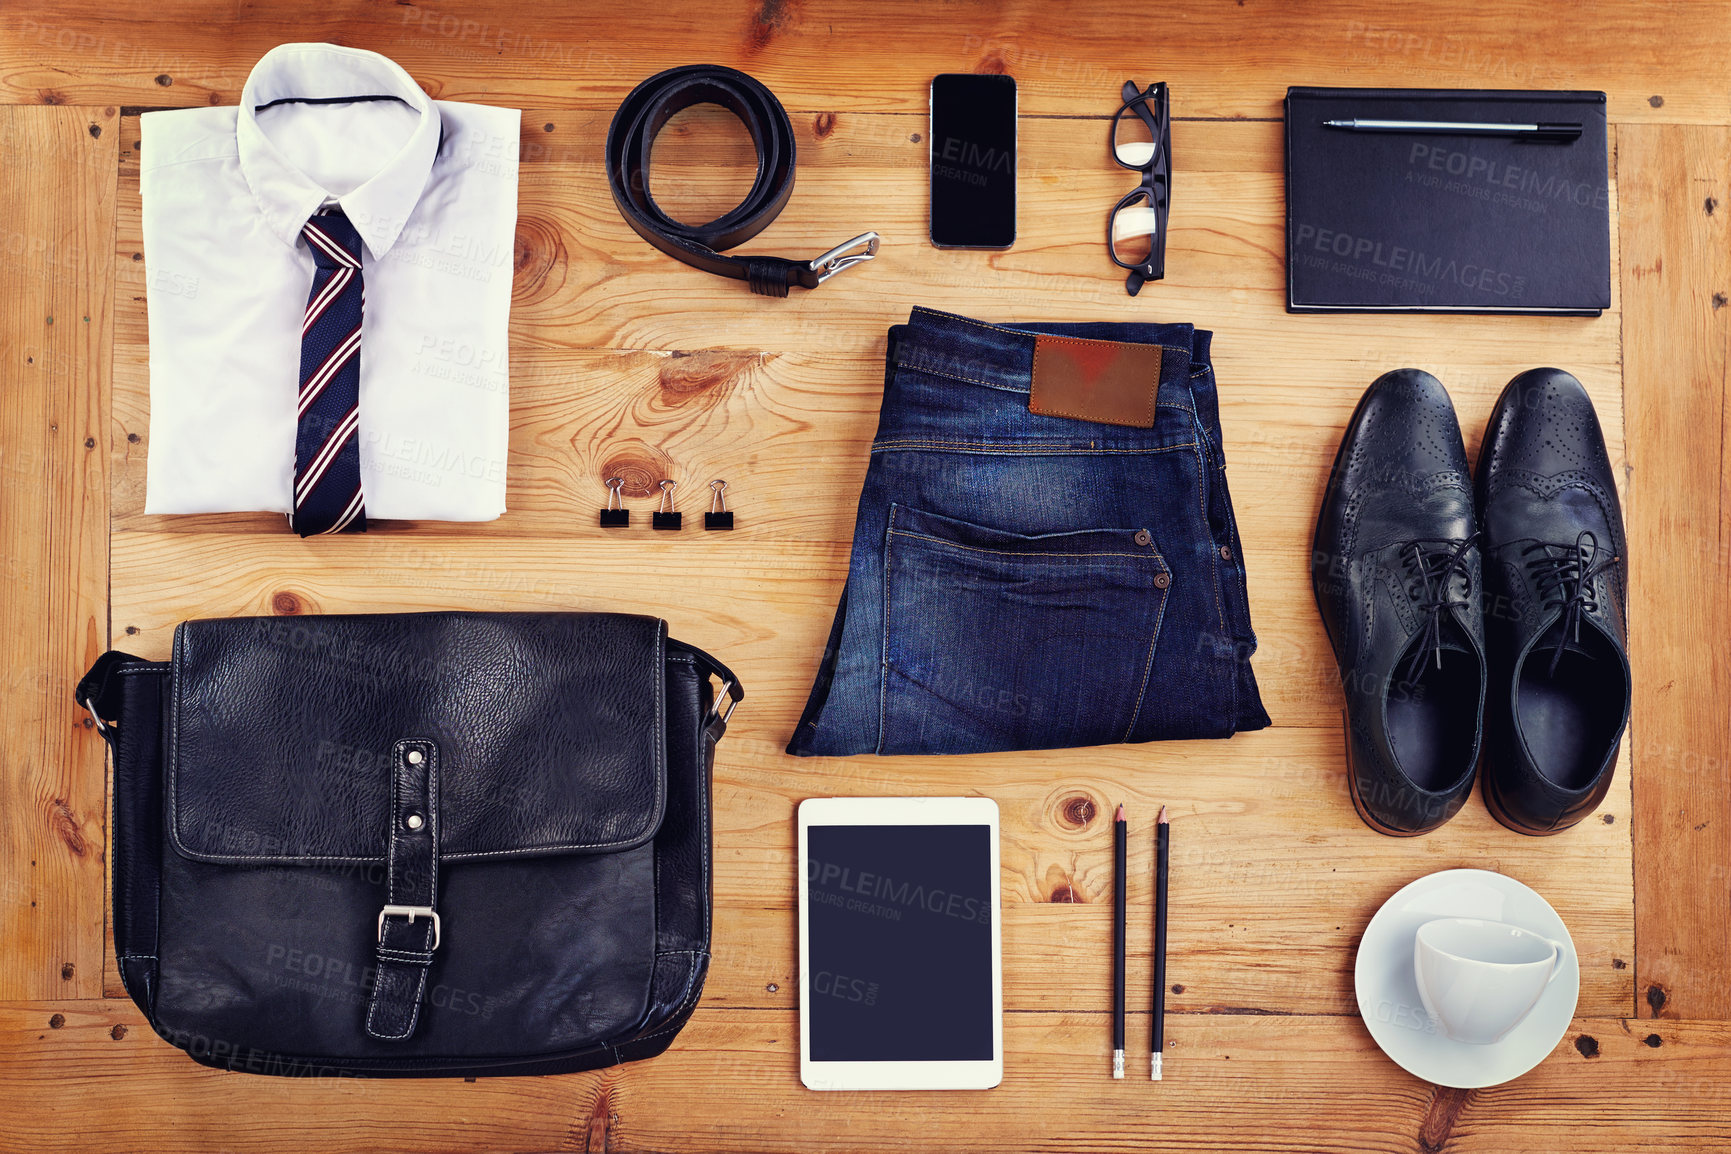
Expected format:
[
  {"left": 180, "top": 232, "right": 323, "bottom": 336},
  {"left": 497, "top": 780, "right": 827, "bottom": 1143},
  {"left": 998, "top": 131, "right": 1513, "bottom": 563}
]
[
  {"left": 83, "top": 699, "right": 112, "bottom": 736},
  {"left": 808, "top": 232, "right": 880, "bottom": 284},
  {"left": 705, "top": 680, "right": 743, "bottom": 730}
]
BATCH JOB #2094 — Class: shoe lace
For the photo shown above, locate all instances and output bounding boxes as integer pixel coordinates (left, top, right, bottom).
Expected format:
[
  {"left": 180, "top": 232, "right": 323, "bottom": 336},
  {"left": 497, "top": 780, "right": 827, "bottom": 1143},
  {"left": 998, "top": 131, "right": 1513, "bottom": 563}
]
[
  {"left": 1522, "top": 530, "right": 1618, "bottom": 677},
  {"left": 1397, "top": 533, "right": 1479, "bottom": 686}
]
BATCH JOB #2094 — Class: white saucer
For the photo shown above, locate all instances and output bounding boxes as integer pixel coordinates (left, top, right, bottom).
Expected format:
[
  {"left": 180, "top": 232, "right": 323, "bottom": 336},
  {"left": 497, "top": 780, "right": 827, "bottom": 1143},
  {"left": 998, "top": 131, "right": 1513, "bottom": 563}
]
[{"left": 1354, "top": 868, "right": 1579, "bottom": 1088}]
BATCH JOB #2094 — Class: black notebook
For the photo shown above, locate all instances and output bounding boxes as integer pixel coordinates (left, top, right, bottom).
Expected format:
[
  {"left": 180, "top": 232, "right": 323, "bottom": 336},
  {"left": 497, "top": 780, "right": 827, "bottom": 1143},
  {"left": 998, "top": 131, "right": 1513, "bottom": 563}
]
[{"left": 1285, "top": 88, "right": 1610, "bottom": 315}]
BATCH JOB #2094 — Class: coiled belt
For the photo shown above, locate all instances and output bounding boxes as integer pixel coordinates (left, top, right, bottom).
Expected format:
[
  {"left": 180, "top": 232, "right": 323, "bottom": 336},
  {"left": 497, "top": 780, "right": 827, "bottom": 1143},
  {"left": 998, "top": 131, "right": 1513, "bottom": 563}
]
[{"left": 605, "top": 64, "right": 879, "bottom": 297}]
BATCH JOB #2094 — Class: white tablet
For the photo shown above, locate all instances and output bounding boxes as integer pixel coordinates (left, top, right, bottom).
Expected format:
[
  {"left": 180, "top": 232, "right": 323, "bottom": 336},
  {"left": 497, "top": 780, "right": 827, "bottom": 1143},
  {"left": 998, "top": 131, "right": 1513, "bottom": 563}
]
[{"left": 798, "top": 796, "right": 1003, "bottom": 1091}]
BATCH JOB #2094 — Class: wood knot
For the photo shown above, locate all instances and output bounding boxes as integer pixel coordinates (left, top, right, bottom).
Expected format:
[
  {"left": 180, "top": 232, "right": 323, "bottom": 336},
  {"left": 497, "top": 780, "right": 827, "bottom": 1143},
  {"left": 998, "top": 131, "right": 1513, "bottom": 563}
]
[
  {"left": 1055, "top": 793, "right": 1098, "bottom": 831},
  {"left": 586, "top": 1080, "right": 615, "bottom": 1150},
  {"left": 1647, "top": 984, "right": 1668, "bottom": 1016},
  {"left": 1574, "top": 1034, "right": 1600, "bottom": 1058},
  {"left": 1048, "top": 884, "right": 1078, "bottom": 903},
  {"left": 747, "top": 0, "right": 796, "bottom": 53},
  {"left": 51, "top": 799, "right": 87, "bottom": 857},
  {"left": 48, "top": 1014, "right": 65, "bottom": 1029},
  {"left": 511, "top": 215, "right": 565, "bottom": 305},
  {"left": 658, "top": 350, "right": 757, "bottom": 405},
  {"left": 1418, "top": 1085, "right": 1475, "bottom": 1151},
  {"left": 813, "top": 111, "right": 836, "bottom": 139},
  {"left": 271, "top": 591, "right": 304, "bottom": 616},
  {"left": 1644, "top": 1033, "right": 1663, "bottom": 1048},
  {"left": 598, "top": 449, "right": 669, "bottom": 500},
  {"left": 977, "top": 54, "right": 1009, "bottom": 75},
  {"left": 110, "top": 1024, "right": 127, "bottom": 1040},
  {"left": 60, "top": 963, "right": 74, "bottom": 981}
]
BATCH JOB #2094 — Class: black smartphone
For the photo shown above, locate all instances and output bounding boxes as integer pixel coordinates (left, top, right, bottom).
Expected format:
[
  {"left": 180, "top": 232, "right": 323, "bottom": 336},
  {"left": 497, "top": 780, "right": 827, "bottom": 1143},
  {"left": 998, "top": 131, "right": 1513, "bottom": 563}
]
[{"left": 929, "top": 73, "right": 1017, "bottom": 250}]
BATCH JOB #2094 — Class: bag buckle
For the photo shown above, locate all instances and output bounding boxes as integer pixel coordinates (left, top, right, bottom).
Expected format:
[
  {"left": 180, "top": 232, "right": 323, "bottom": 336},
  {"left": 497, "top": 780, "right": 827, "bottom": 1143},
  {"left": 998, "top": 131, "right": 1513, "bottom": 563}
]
[
  {"left": 378, "top": 904, "right": 441, "bottom": 950},
  {"left": 808, "top": 232, "right": 880, "bottom": 284}
]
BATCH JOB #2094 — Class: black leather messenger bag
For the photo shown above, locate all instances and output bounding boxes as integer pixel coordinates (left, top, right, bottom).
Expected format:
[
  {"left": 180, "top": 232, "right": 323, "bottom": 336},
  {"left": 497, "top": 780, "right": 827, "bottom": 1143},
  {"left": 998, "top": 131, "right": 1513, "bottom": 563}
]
[{"left": 74, "top": 611, "right": 742, "bottom": 1078}]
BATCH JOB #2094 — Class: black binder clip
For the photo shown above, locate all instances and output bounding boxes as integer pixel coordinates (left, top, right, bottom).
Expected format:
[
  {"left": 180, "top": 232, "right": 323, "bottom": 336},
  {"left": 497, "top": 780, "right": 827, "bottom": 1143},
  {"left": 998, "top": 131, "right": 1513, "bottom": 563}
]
[
  {"left": 653, "top": 480, "right": 682, "bottom": 530},
  {"left": 600, "top": 476, "right": 630, "bottom": 527},
  {"left": 704, "top": 479, "right": 734, "bottom": 530}
]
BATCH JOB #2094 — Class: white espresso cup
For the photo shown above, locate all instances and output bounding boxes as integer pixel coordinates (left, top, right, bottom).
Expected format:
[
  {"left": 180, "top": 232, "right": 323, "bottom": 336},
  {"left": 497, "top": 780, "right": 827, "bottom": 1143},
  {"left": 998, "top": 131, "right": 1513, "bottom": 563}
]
[{"left": 1413, "top": 918, "right": 1565, "bottom": 1045}]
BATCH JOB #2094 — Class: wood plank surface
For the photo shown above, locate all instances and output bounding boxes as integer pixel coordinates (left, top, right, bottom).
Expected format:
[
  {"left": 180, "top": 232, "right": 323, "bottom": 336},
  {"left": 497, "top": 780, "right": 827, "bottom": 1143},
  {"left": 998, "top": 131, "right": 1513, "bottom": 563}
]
[
  {"left": 2, "top": 1003, "right": 1729, "bottom": 1153},
  {"left": 0, "top": 104, "right": 116, "bottom": 1004},
  {"left": 1621, "top": 125, "right": 1731, "bottom": 1021},
  {"left": 3, "top": 2, "right": 1729, "bottom": 123},
  {"left": 0, "top": 2, "right": 1725, "bottom": 1150}
]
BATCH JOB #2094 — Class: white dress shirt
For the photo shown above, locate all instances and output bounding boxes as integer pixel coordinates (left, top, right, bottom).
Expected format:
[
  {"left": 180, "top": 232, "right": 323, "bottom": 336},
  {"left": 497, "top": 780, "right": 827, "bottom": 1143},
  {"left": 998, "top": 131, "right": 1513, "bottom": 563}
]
[{"left": 142, "top": 42, "right": 519, "bottom": 521}]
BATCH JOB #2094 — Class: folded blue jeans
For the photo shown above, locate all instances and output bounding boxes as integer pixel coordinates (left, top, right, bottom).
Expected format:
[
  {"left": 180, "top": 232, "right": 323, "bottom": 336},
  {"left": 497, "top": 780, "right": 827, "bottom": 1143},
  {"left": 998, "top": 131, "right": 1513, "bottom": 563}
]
[{"left": 788, "top": 306, "right": 1269, "bottom": 757}]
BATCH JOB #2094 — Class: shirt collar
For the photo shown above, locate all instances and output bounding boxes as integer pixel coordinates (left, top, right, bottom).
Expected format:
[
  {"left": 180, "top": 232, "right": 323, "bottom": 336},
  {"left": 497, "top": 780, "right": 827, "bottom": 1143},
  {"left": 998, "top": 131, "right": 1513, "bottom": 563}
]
[{"left": 236, "top": 43, "right": 439, "bottom": 260}]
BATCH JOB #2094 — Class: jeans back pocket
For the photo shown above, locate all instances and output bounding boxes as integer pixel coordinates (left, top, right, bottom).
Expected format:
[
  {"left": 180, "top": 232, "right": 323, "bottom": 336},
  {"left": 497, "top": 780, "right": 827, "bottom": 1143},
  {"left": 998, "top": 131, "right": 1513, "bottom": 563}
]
[{"left": 879, "top": 503, "right": 1172, "bottom": 755}]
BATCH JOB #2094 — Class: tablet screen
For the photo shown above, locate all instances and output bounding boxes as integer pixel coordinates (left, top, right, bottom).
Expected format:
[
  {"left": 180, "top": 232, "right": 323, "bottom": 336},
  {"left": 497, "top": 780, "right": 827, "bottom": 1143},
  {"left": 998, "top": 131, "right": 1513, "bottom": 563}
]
[{"left": 805, "top": 823, "right": 994, "bottom": 1062}]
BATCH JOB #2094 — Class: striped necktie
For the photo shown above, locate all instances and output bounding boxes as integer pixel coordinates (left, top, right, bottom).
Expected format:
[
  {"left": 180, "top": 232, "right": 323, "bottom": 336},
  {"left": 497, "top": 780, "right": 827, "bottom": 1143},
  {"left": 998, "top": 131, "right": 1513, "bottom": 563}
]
[{"left": 292, "top": 209, "right": 367, "bottom": 536}]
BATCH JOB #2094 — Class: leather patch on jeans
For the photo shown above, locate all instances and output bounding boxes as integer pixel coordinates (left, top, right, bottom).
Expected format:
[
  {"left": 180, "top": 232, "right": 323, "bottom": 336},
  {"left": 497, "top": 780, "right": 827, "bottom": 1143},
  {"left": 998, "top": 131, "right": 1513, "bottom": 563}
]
[{"left": 1029, "top": 336, "right": 1164, "bottom": 428}]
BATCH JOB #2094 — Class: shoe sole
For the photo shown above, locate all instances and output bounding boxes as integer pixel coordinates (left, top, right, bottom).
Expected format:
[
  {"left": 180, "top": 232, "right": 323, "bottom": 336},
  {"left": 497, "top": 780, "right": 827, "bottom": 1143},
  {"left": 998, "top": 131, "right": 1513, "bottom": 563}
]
[
  {"left": 1317, "top": 381, "right": 1427, "bottom": 838},
  {"left": 1341, "top": 709, "right": 1429, "bottom": 837},
  {"left": 1479, "top": 759, "right": 1567, "bottom": 836}
]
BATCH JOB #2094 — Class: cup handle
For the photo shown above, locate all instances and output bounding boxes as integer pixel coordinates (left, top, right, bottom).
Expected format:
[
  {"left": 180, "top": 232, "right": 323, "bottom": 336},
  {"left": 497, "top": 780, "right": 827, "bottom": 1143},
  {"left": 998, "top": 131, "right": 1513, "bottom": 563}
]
[{"left": 1545, "top": 938, "right": 1568, "bottom": 985}]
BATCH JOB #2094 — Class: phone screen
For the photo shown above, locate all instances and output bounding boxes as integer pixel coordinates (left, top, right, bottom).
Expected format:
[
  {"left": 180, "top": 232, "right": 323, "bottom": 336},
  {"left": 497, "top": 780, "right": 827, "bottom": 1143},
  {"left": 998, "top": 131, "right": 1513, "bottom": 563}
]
[{"left": 929, "top": 74, "right": 1017, "bottom": 249}]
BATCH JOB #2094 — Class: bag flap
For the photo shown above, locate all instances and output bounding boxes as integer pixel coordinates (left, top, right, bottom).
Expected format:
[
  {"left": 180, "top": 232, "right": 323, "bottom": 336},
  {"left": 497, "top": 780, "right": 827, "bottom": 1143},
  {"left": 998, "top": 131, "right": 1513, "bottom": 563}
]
[{"left": 167, "top": 612, "right": 668, "bottom": 864}]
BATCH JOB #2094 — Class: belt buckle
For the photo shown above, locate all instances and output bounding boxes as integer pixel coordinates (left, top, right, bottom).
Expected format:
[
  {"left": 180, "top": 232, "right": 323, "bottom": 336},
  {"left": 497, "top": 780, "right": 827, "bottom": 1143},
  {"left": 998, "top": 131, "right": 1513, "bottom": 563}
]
[
  {"left": 808, "top": 232, "right": 880, "bottom": 284},
  {"left": 378, "top": 904, "right": 441, "bottom": 950}
]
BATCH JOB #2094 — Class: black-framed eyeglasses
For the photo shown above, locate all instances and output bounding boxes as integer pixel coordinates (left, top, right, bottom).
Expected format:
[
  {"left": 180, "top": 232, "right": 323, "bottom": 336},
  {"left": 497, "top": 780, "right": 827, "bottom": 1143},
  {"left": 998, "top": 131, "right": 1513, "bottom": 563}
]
[{"left": 1108, "top": 80, "right": 1170, "bottom": 296}]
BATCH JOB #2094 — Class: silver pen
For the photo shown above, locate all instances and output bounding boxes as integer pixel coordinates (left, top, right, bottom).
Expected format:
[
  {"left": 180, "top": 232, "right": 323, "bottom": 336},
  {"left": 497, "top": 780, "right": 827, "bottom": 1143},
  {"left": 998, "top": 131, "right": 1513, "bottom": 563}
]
[{"left": 1323, "top": 118, "right": 1582, "bottom": 142}]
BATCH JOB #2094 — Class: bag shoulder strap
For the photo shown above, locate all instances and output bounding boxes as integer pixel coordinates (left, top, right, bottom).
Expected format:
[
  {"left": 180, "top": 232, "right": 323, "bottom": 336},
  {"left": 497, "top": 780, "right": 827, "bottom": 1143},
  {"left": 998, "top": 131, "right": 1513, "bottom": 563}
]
[
  {"left": 75, "top": 650, "right": 149, "bottom": 745},
  {"left": 671, "top": 640, "right": 744, "bottom": 744}
]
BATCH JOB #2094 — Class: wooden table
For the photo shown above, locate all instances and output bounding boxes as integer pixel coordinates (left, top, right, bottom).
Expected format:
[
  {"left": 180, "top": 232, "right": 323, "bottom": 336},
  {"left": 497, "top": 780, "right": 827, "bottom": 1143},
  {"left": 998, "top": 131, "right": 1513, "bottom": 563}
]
[{"left": 3, "top": 3, "right": 1729, "bottom": 1150}]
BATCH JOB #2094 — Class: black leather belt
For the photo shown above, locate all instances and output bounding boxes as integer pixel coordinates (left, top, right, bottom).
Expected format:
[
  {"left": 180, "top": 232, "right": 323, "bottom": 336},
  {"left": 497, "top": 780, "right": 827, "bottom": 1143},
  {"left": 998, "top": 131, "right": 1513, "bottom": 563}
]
[{"left": 606, "top": 65, "right": 878, "bottom": 296}]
